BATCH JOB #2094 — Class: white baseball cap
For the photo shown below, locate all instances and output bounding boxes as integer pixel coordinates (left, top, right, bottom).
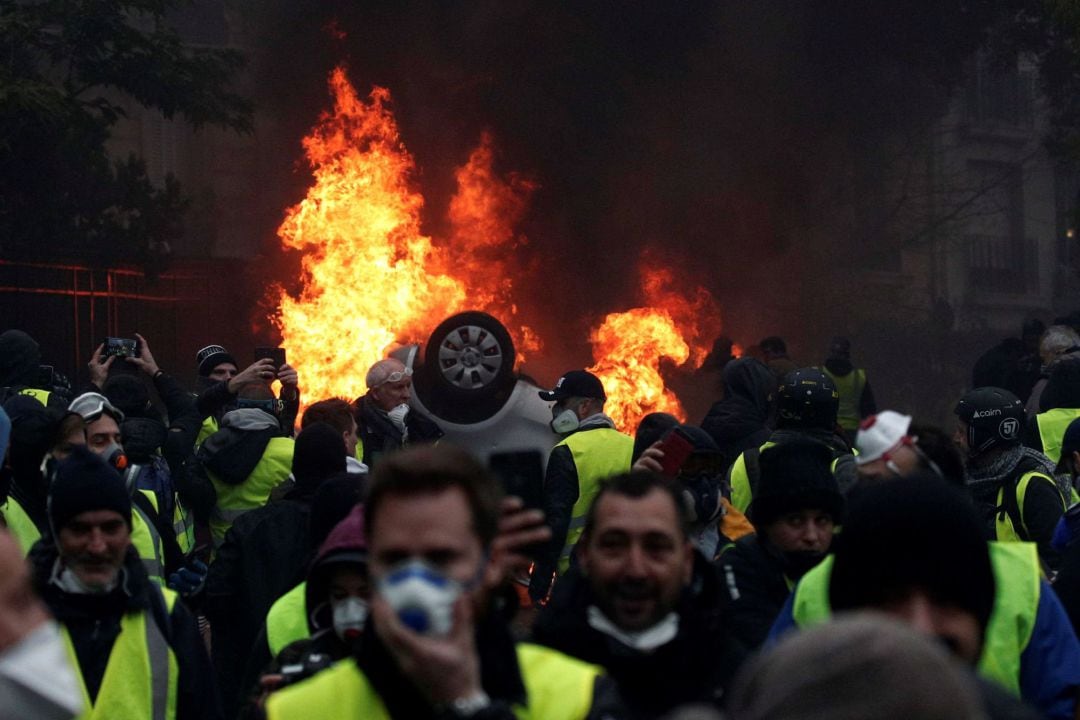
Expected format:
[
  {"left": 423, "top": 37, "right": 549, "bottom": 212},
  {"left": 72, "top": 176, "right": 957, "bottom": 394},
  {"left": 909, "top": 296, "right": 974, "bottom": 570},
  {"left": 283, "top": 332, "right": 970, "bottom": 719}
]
[{"left": 855, "top": 410, "right": 913, "bottom": 465}]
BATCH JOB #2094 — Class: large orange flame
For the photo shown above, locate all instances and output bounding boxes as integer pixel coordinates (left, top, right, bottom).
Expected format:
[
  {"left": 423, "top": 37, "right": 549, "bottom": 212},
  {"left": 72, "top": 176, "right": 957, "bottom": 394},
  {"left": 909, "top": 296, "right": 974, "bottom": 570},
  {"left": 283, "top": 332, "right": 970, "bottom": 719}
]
[
  {"left": 588, "top": 261, "right": 723, "bottom": 433},
  {"left": 272, "top": 67, "right": 537, "bottom": 403}
]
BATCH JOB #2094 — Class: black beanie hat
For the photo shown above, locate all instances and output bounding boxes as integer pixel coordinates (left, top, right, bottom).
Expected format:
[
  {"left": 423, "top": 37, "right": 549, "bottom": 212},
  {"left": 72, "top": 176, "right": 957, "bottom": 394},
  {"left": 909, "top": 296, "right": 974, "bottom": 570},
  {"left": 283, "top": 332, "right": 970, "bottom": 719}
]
[
  {"left": 748, "top": 440, "right": 844, "bottom": 526},
  {"left": 49, "top": 445, "right": 132, "bottom": 532},
  {"left": 830, "top": 476, "right": 995, "bottom": 634},
  {"left": 292, "top": 422, "right": 347, "bottom": 493},
  {"left": 0, "top": 329, "right": 41, "bottom": 387},
  {"left": 196, "top": 344, "right": 237, "bottom": 378}
]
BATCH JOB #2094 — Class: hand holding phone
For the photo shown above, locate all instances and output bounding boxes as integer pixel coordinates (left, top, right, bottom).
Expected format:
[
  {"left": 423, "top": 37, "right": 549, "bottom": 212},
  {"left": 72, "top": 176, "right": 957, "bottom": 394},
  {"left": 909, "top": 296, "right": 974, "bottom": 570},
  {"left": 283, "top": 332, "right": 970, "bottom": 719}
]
[
  {"left": 655, "top": 427, "right": 695, "bottom": 478},
  {"left": 254, "top": 346, "right": 286, "bottom": 368}
]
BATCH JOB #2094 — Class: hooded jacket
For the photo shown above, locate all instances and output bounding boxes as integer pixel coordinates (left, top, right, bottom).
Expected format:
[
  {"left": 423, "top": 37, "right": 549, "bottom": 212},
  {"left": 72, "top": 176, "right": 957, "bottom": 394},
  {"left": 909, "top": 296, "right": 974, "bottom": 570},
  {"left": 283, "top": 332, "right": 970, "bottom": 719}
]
[
  {"left": 0, "top": 330, "right": 41, "bottom": 389},
  {"left": 701, "top": 358, "right": 775, "bottom": 469}
]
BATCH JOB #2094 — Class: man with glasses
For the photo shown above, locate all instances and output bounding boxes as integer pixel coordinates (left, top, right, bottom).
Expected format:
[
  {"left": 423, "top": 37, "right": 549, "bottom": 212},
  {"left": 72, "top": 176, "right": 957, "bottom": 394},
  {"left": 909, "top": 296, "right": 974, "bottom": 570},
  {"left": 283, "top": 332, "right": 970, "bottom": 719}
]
[{"left": 352, "top": 358, "right": 442, "bottom": 470}]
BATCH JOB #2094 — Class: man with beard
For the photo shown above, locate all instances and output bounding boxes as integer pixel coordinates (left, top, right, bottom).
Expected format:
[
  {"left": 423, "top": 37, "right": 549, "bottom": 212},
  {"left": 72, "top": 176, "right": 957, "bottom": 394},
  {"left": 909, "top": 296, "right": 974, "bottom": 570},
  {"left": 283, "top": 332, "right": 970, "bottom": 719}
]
[
  {"left": 30, "top": 446, "right": 221, "bottom": 719},
  {"left": 718, "top": 440, "right": 843, "bottom": 649},
  {"left": 531, "top": 471, "right": 745, "bottom": 717}
]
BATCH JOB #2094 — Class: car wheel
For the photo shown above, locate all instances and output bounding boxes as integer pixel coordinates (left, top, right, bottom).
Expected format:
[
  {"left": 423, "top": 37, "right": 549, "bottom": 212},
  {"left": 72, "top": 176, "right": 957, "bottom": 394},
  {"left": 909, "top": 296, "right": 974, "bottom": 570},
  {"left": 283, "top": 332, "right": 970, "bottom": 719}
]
[{"left": 420, "top": 311, "right": 516, "bottom": 423}]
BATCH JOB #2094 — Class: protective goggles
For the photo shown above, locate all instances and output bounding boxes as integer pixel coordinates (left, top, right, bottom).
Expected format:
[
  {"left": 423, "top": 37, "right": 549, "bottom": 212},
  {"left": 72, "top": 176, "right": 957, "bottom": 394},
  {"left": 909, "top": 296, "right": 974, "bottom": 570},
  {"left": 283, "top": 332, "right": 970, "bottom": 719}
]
[
  {"left": 375, "top": 367, "right": 413, "bottom": 386},
  {"left": 882, "top": 436, "right": 944, "bottom": 481},
  {"left": 68, "top": 392, "right": 125, "bottom": 423}
]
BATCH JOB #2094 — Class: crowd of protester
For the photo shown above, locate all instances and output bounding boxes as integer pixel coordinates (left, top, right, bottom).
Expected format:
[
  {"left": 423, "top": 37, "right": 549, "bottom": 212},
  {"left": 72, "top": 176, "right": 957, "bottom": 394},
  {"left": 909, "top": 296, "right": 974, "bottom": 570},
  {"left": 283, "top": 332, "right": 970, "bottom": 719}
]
[{"left": 3, "top": 320, "right": 1080, "bottom": 719}]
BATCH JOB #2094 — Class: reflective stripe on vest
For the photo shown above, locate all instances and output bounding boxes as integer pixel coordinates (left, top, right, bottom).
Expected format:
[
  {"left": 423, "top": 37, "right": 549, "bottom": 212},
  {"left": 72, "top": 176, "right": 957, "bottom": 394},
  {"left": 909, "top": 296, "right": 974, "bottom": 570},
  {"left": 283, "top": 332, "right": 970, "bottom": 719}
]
[
  {"left": 265, "top": 642, "right": 602, "bottom": 720},
  {"left": 172, "top": 498, "right": 195, "bottom": 555},
  {"left": 209, "top": 436, "right": 294, "bottom": 549},
  {"left": 792, "top": 542, "right": 1040, "bottom": 695},
  {"left": 1036, "top": 408, "right": 1080, "bottom": 464},
  {"left": 0, "top": 496, "right": 41, "bottom": 555},
  {"left": 555, "top": 428, "right": 634, "bottom": 573},
  {"left": 266, "top": 581, "right": 309, "bottom": 657},
  {"left": 132, "top": 491, "right": 165, "bottom": 585},
  {"left": 729, "top": 441, "right": 777, "bottom": 514},
  {"left": 18, "top": 387, "right": 51, "bottom": 406},
  {"left": 730, "top": 440, "right": 846, "bottom": 515},
  {"left": 61, "top": 586, "right": 179, "bottom": 720},
  {"left": 820, "top": 367, "right": 865, "bottom": 432},
  {"left": 994, "top": 472, "right": 1064, "bottom": 543}
]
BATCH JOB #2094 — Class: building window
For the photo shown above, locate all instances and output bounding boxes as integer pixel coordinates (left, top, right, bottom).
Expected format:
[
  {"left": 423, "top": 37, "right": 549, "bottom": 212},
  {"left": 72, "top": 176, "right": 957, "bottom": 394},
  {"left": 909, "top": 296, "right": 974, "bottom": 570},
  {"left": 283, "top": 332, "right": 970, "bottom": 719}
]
[{"left": 965, "top": 160, "right": 1035, "bottom": 294}]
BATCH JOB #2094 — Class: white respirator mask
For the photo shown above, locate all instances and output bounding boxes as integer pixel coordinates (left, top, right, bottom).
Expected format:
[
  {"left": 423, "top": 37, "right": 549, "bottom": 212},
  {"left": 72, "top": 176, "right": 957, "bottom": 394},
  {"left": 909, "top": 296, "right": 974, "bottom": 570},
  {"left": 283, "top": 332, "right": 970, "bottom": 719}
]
[
  {"left": 387, "top": 403, "right": 410, "bottom": 434},
  {"left": 550, "top": 407, "right": 580, "bottom": 435},
  {"left": 376, "top": 559, "right": 463, "bottom": 636},
  {"left": 331, "top": 596, "right": 369, "bottom": 642}
]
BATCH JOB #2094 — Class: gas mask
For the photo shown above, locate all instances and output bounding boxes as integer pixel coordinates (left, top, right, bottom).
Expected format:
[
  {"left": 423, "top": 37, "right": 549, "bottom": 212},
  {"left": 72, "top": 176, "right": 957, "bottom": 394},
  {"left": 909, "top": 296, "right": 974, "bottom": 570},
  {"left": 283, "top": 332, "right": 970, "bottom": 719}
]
[
  {"left": 550, "top": 405, "right": 580, "bottom": 435},
  {"left": 387, "top": 403, "right": 410, "bottom": 434},
  {"left": 0, "top": 621, "right": 85, "bottom": 719},
  {"left": 100, "top": 443, "right": 128, "bottom": 475},
  {"left": 376, "top": 558, "right": 463, "bottom": 636},
  {"left": 331, "top": 596, "right": 369, "bottom": 642}
]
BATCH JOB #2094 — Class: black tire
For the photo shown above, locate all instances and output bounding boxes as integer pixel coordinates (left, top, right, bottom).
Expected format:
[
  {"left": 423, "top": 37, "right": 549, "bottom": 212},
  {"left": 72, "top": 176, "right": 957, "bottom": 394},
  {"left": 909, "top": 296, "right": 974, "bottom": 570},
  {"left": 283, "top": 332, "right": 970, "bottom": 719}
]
[{"left": 419, "top": 311, "right": 516, "bottom": 423}]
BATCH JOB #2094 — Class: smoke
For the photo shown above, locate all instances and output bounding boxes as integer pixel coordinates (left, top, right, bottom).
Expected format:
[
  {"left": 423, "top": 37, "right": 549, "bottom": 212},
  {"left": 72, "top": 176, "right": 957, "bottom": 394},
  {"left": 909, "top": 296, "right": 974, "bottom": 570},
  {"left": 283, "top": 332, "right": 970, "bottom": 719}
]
[{"left": 235, "top": 1, "right": 1003, "bottom": 416}]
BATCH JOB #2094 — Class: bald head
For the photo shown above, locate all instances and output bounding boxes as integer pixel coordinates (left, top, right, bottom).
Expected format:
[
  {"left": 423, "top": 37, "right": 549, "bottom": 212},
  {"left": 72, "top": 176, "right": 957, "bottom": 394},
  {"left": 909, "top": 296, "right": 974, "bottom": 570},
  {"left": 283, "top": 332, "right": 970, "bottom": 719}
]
[{"left": 366, "top": 358, "right": 412, "bottom": 412}]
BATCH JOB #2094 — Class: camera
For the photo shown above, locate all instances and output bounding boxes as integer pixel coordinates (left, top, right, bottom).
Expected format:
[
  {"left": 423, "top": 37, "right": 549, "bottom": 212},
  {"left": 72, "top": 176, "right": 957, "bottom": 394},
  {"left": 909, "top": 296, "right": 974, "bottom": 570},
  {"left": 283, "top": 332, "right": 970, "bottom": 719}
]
[
  {"left": 103, "top": 337, "right": 139, "bottom": 359},
  {"left": 277, "top": 652, "right": 334, "bottom": 688}
]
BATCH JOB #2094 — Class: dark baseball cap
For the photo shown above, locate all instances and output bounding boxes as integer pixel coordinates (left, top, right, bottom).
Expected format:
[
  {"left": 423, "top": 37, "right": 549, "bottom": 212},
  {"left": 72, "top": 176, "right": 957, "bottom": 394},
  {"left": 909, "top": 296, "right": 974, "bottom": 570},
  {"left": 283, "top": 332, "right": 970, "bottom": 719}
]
[{"left": 538, "top": 370, "right": 606, "bottom": 402}]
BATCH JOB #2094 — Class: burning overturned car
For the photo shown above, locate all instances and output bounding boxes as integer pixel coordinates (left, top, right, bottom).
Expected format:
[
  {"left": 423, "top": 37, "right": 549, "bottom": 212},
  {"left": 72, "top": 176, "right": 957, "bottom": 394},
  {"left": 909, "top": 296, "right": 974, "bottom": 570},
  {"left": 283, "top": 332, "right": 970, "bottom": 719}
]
[{"left": 388, "top": 310, "right": 558, "bottom": 467}]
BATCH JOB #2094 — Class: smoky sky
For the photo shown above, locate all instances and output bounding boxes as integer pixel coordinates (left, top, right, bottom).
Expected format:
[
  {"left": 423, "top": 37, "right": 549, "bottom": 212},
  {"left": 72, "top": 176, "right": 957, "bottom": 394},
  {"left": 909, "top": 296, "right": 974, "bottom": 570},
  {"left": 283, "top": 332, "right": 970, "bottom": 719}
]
[{"left": 238, "top": 1, "right": 990, "bottom": 386}]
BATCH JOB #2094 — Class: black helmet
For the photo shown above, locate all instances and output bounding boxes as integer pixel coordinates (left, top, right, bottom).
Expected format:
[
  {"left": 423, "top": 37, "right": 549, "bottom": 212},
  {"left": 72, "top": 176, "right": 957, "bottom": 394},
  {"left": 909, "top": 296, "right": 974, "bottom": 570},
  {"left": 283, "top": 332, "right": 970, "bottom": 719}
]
[
  {"left": 776, "top": 368, "right": 839, "bottom": 430},
  {"left": 954, "top": 387, "right": 1025, "bottom": 456}
]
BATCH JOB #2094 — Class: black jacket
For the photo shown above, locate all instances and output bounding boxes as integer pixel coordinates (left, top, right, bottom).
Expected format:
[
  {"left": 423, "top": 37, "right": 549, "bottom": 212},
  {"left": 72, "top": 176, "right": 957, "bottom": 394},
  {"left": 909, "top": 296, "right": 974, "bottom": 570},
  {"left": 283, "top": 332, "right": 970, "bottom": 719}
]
[
  {"left": 354, "top": 394, "right": 443, "bottom": 469},
  {"left": 531, "top": 553, "right": 746, "bottom": 717},
  {"left": 205, "top": 497, "right": 313, "bottom": 718},
  {"left": 701, "top": 358, "right": 775, "bottom": 470},
  {"left": 30, "top": 542, "right": 222, "bottom": 720},
  {"left": 718, "top": 534, "right": 796, "bottom": 650}
]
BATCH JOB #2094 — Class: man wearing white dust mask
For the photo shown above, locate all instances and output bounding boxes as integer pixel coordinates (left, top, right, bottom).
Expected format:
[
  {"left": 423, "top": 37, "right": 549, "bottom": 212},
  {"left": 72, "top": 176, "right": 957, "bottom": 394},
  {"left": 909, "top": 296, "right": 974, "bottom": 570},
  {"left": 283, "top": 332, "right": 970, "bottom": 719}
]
[
  {"left": 352, "top": 358, "right": 443, "bottom": 471},
  {"left": 265, "top": 444, "right": 618, "bottom": 720}
]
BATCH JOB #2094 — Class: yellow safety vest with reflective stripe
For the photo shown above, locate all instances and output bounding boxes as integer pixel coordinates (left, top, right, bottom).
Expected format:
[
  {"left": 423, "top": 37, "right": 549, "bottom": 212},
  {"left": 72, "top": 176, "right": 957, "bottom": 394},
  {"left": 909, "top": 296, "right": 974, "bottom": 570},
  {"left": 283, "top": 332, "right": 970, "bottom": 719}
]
[
  {"left": 266, "top": 643, "right": 602, "bottom": 720},
  {"left": 819, "top": 367, "right": 866, "bottom": 432},
  {"left": 209, "top": 436, "right": 294, "bottom": 549},
  {"left": 173, "top": 496, "right": 195, "bottom": 555},
  {"left": 729, "top": 441, "right": 852, "bottom": 515},
  {"left": 18, "top": 387, "right": 51, "bottom": 405},
  {"left": 1035, "top": 408, "right": 1080, "bottom": 465},
  {"left": 132, "top": 490, "right": 166, "bottom": 586},
  {"left": 61, "top": 586, "right": 180, "bottom": 720},
  {"left": 195, "top": 416, "right": 218, "bottom": 449},
  {"left": 791, "top": 542, "right": 1040, "bottom": 695},
  {"left": 266, "top": 581, "right": 308, "bottom": 657},
  {"left": 0, "top": 496, "right": 41, "bottom": 555},
  {"left": 555, "top": 428, "right": 634, "bottom": 573},
  {"left": 995, "top": 471, "right": 1065, "bottom": 543}
]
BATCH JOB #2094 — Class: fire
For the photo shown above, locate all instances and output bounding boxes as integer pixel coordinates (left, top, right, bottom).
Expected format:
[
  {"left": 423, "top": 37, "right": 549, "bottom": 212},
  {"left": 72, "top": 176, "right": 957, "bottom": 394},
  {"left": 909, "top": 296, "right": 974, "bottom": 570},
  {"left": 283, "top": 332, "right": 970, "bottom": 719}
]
[
  {"left": 272, "top": 67, "right": 536, "bottom": 403},
  {"left": 447, "top": 132, "right": 541, "bottom": 360},
  {"left": 588, "top": 261, "right": 723, "bottom": 433}
]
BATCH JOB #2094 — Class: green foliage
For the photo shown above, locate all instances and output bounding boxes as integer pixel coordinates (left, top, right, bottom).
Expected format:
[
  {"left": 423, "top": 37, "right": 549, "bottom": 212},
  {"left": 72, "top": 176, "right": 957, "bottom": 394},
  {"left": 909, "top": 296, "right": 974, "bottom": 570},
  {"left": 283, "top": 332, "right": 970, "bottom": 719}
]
[{"left": 0, "top": 0, "right": 252, "bottom": 271}]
